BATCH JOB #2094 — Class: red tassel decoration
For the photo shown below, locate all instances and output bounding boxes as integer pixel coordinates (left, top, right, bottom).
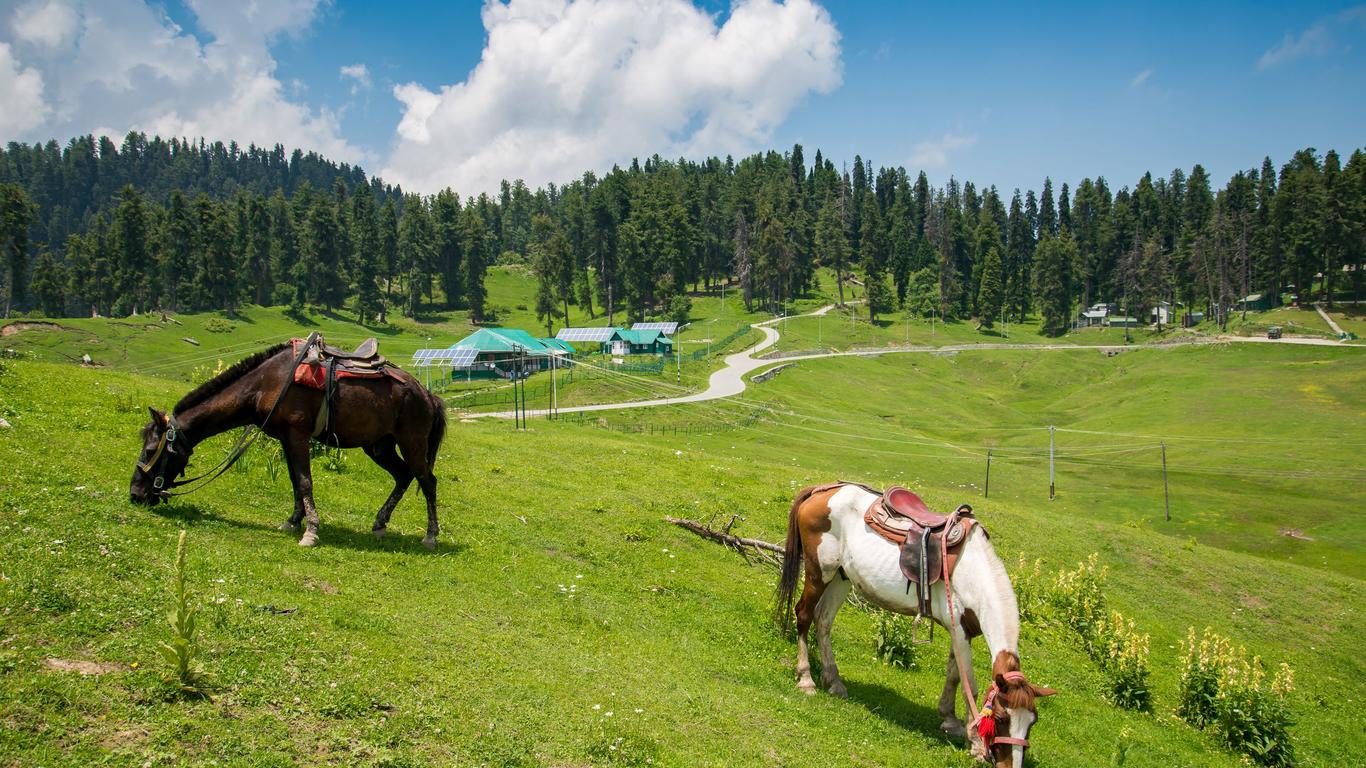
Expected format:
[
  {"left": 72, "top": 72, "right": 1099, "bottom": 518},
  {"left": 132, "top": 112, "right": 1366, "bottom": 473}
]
[{"left": 978, "top": 701, "right": 996, "bottom": 744}]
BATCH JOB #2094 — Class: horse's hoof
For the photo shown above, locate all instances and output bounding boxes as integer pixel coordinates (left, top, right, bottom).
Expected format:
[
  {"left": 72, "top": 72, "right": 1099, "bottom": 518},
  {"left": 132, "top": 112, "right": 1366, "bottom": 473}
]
[
  {"left": 940, "top": 718, "right": 967, "bottom": 739},
  {"left": 828, "top": 680, "right": 848, "bottom": 699},
  {"left": 372, "top": 528, "right": 387, "bottom": 539},
  {"left": 797, "top": 681, "right": 817, "bottom": 696},
  {"left": 279, "top": 521, "right": 300, "bottom": 532},
  {"left": 298, "top": 531, "right": 319, "bottom": 547},
  {"left": 422, "top": 536, "right": 437, "bottom": 551}
]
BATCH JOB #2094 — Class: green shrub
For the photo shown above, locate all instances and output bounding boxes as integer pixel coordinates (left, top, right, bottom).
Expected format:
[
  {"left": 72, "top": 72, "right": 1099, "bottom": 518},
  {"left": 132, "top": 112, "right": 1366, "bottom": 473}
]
[
  {"left": 204, "top": 317, "right": 235, "bottom": 333},
  {"left": 1180, "top": 627, "right": 1296, "bottom": 766},
  {"left": 874, "top": 611, "right": 919, "bottom": 669},
  {"left": 1178, "top": 627, "right": 1225, "bottom": 728},
  {"left": 1011, "top": 554, "right": 1049, "bottom": 625},
  {"left": 1100, "top": 611, "right": 1150, "bottom": 710},
  {"left": 1051, "top": 553, "right": 1109, "bottom": 656},
  {"left": 1214, "top": 657, "right": 1295, "bottom": 767}
]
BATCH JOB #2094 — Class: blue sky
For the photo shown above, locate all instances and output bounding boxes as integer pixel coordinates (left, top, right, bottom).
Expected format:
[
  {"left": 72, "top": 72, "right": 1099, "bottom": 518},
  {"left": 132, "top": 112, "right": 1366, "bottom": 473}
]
[{"left": 3, "top": 1, "right": 1364, "bottom": 194}]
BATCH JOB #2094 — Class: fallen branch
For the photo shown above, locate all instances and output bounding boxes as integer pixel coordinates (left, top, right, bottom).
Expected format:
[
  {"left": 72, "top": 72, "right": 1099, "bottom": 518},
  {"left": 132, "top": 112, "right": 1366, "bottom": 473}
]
[{"left": 665, "top": 516, "right": 783, "bottom": 566}]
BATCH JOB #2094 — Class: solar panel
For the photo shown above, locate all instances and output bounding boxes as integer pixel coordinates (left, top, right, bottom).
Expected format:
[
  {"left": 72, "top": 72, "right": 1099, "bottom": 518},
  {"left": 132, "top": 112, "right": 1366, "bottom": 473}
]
[
  {"left": 632, "top": 322, "right": 678, "bottom": 334},
  {"left": 443, "top": 348, "right": 479, "bottom": 368},
  {"left": 555, "top": 327, "right": 615, "bottom": 342}
]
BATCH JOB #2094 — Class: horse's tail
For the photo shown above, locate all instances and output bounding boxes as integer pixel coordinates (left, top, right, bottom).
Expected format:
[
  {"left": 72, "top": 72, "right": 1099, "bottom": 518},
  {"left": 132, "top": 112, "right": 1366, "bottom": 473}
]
[
  {"left": 426, "top": 391, "right": 447, "bottom": 473},
  {"left": 774, "top": 485, "right": 818, "bottom": 633}
]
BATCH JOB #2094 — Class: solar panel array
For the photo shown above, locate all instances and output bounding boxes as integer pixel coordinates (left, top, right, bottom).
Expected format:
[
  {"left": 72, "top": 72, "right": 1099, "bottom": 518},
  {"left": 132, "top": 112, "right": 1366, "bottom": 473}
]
[
  {"left": 631, "top": 322, "right": 678, "bottom": 334},
  {"left": 410, "top": 348, "right": 479, "bottom": 368},
  {"left": 555, "top": 327, "right": 615, "bottom": 342}
]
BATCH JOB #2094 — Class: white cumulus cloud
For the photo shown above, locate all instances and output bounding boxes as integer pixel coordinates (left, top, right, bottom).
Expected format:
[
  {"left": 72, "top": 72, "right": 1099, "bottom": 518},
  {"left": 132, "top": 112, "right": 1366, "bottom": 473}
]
[
  {"left": 382, "top": 0, "right": 843, "bottom": 195},
  {"left": 0, "top": 42, "right": 49, "bottom": 136},
  {"left": 0, "top": 0, "right": 366, "bottom": 164},
  {"left": 910, "top": 132, "right": 976, "bottom": 169},
  {"left": 11, "top": 0, "right": 79, "bottom": 48}
]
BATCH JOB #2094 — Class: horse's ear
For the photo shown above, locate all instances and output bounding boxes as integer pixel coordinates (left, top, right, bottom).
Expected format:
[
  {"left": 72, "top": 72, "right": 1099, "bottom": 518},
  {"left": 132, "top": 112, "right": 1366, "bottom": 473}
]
[
  {"left": 148, "top": 407, "right": 167, "bottom": 425},
  {"left": 1031, "top": 684, "right": 1057, "bottom": 697}
]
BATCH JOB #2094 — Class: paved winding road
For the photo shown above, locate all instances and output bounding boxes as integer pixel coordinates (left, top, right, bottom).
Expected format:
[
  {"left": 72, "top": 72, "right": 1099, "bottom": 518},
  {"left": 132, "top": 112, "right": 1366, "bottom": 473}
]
[{"left": 469, "top": 305, "right": 1354, "bottom": 419}]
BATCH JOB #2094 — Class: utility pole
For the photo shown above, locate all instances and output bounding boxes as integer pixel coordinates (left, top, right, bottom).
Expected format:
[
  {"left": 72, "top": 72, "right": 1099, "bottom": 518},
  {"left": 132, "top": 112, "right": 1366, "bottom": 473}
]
[
  {"left": 984, "top": 448, "right": 992, "bottom": 498},
  {"left": 1161, "top": 441, "right": 1170, "bottom": 521},
  {"left": 551, "top": 353, "right": 558, "bottom": 420},
  {"left": 1048, "top": 425, "right": 1056, "bottom": 500}
]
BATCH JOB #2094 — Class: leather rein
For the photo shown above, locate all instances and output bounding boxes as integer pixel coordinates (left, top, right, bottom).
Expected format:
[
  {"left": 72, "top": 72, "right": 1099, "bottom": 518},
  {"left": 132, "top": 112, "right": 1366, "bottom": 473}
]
[
  {"left": 140, "top": 332, "right": 318, "bottom": 497},
  {"left": 936, "top": 521, "right": 1029, "bottom": 751}
]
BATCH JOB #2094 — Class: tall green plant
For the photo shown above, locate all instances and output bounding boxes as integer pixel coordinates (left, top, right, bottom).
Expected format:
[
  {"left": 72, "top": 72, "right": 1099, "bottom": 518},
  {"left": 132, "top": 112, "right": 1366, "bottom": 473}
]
[{"left": 160, "top": 530, "right": 209, "bottom": 697}]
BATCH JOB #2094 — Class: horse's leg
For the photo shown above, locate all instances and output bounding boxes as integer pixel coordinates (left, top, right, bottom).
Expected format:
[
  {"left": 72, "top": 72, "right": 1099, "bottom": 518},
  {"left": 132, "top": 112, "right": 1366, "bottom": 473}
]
[
  {"left": 363, "top": 439, "right": 412, "bottom": 537},
  {"left": 814, "top": 577, "right": 852, "bottom": 698},
  {"left": 396, "top": 430, "right": 438, "bottom": 551},
  {"left": 278, "top": 441, "right": 306, "bottom": 532},
  {"left": 794, "top": 577, "right": 823, "bottom": 694},
  {"left": 282, "top": 432, "right": 321, "bottom": 547},
  {"left": 939, "top": 648, "right": 967, "bottom": 737}
]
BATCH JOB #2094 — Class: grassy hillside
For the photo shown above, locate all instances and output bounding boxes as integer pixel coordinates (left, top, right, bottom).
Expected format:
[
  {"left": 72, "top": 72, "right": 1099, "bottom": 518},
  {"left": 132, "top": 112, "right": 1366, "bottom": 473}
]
[{"left": 1, "top": 338, "right": 1362, "bottom": 766}]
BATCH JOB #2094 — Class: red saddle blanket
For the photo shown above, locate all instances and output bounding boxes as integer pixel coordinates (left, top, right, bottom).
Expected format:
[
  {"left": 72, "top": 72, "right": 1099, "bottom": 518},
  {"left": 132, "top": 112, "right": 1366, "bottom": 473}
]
[{"left": 290, "top": 337, "right": 397, "bottom": 390}]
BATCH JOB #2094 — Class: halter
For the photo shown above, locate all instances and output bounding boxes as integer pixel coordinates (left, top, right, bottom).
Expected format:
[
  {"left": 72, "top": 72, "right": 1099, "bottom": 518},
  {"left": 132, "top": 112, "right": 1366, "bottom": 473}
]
[
  {"left": 136, "top": 332, "right": 319, "bottom": 497},
  {"left": 974, "top": 670, "right": 1030, "bottom": 749},
  {"left": 136, "top": 416, "right": 180, "bottom": 490}
]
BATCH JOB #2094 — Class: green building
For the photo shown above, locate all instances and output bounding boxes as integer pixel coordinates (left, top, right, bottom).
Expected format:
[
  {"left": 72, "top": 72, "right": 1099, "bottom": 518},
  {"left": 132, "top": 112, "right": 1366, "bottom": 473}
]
[{"left": 604, "top": 328, "right": 675, "bottom": 356}]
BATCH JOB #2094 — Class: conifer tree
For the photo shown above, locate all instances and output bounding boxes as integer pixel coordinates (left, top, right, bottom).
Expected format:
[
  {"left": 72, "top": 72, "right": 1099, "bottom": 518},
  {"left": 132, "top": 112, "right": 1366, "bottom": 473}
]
[
  {"left": 461, "top": 206, "right": 489, "bottom": 322},
  {"left": 976, "top": 246, "right": 1004, "bottom": 328},
  {"left": 432, "top": 189, "right": 464, "bottom": 309},
  {"left": 30, "top": 249, "right": 66, "bottom": 316},
  {"left": 350, "top": 184, "right": 382, "bottom": 323},
  {"left": 1037, "top": 232, "right": 1077, "bottom": 336}
]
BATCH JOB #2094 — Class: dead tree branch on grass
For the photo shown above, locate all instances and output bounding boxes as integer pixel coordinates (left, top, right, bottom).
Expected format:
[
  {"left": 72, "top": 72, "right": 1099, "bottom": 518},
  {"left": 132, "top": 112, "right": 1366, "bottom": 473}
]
[{"left": 665, "top": 516, "right": 782, "bottom": 566}]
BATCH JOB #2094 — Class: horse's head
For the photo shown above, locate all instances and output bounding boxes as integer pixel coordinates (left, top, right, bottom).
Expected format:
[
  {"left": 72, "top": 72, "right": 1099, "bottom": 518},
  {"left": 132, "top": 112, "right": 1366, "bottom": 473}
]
[
  {"left": 973, "top": 650, "right": 1057, "bottom": 768},
  {"left": 130, "top": 407, "right": 191, "bottom": 505}
]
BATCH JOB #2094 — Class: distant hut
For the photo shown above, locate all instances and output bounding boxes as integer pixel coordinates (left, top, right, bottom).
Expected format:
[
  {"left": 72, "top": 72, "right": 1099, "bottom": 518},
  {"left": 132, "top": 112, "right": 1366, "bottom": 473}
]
[{"left": 604, "top": 328, "right": 675, "bottom": 356}]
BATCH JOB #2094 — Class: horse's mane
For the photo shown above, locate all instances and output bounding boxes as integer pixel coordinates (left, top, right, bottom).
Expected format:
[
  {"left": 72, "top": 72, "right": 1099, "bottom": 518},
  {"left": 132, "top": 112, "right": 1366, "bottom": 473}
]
[{"left": 174, "top": 342, "right": 291, "bottom": 416}]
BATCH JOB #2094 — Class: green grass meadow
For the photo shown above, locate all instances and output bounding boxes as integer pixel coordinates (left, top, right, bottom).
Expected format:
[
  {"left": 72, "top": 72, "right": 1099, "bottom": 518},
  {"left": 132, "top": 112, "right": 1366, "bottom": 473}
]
[{"left": 1, "top": 280, "right": 1364, "bottom": 766}]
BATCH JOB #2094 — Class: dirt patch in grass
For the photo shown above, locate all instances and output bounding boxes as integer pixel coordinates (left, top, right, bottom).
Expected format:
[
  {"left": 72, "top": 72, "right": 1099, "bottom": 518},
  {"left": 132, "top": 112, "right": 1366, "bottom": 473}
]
[
  {"left": 43, "top": 658, "right": 128, "bottom": 675},
  {"left": 1279, "top": 527, "right": 1315, "bottom": 541},
  {"left": 1, "top": 321, "right": 73, "bottom": 337}
]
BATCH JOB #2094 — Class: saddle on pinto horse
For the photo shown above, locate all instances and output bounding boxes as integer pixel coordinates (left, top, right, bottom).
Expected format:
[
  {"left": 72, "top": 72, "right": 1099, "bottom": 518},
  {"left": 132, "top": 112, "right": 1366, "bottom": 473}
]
[
  {"left": 865, "top": 487, "right": 977, "bottom": 617},
  {"left": 814, "top": 481, "right": 979, "bottom": 617},
  {"left": 291, "top": 334, "right": 400, "bottom": 438}
]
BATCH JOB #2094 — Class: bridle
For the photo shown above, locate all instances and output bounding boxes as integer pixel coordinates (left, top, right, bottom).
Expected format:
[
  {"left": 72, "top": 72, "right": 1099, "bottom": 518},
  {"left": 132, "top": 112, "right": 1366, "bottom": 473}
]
[
  {"left": 136, "top": 332, "right": 318, "bottom": 498},
  {"left": 975, "top": 670, "right": 1031, "bottom": 750}
]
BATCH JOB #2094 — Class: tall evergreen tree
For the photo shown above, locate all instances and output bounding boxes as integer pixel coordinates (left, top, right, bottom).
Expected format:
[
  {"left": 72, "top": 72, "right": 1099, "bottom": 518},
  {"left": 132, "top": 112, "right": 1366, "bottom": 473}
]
[
  {"left": 350, "top": 184, "right": 382, "bottom": 323},
  {"left": 976, "top": 246, "right": 1004, "bottom": 328},
  {"left": 112, "top": 185, "right": 151, "bottom": 314},
  {"left": 431, "top": 189, "right": 464, "bottom": 309},
  {"left": 1, "top": 184, "right": 35, "bottom": 317},
  {"left": 461, "top": 205, "right": 489, "bottom": 322},
  {"left": 1035, "top": 232, "right": 1076, "bottom": 336}
]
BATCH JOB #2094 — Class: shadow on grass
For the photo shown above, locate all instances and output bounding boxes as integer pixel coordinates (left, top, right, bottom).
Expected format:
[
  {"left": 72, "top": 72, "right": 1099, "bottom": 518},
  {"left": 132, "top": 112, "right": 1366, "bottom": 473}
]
[
  {"left": 843, "top": 678, "right": 956, "bottom": 746},
  {"left": 148, "top": 502, "right": 469, "bottom": 555}
]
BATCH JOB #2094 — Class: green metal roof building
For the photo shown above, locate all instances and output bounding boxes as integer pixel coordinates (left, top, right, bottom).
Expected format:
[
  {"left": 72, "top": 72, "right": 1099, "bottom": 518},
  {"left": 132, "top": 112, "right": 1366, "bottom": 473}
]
[
  {"left": 448, "top": 328, "right": 570, "bottom": 378},
  {"left": 604, "top": 328, "right": 675, "bottom": 356}
]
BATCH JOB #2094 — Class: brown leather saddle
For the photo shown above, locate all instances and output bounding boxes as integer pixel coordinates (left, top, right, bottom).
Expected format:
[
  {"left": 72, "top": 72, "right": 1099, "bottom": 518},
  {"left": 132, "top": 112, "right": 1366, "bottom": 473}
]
[
  {"left": 292, "top": 334, "right": 396, "bottom": 438},
  {"left": 861, "top": 485, "right": 978, "bottom": 616}
]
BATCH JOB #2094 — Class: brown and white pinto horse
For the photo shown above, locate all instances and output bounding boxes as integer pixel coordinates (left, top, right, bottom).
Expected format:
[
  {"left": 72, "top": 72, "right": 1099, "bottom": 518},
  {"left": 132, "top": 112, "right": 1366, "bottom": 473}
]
[{"left": 775, "top": 484, "right": 1055, "bottom": 767}]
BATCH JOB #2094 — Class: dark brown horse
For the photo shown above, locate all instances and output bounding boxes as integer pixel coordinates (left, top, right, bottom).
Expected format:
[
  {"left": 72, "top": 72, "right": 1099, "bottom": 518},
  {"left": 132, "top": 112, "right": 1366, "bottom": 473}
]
[{"left": 129, "top": 340, "right": 447, "bottom": 549}]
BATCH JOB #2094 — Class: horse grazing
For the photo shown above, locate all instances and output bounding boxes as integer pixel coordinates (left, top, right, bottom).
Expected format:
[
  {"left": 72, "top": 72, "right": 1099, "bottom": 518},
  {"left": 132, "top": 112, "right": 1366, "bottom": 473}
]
[
  {"left": 129, "top": 337, "right": 447, "bottom": 549},
  {"left": 775, "top": 483, "right": 1055, "bottom": 768}
]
